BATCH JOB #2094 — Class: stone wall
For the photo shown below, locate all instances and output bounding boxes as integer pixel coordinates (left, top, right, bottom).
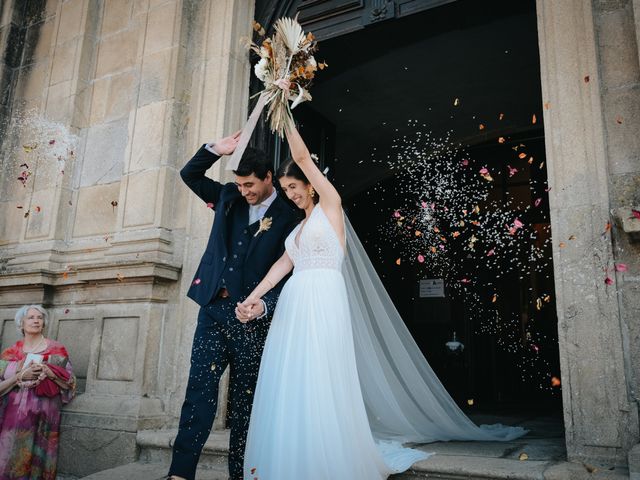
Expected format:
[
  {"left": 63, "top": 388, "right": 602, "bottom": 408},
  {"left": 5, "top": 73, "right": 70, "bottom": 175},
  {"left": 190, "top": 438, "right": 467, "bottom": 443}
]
[{"left": 0, "top": 0, "right": 253, "bottom": 475}]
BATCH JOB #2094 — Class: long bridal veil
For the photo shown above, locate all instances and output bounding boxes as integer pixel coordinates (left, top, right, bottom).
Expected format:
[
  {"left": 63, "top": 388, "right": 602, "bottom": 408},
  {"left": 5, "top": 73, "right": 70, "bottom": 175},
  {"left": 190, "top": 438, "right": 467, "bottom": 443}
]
[{"left": 343, "top": 216, "right": 527, "bottom": 444}]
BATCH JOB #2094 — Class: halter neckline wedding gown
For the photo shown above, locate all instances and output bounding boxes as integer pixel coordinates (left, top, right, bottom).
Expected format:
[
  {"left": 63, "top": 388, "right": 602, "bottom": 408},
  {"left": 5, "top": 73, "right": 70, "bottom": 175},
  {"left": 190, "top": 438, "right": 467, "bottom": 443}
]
[
  {"left": 243, "top": 205, "right": 429, "bottom": 479},
  {"left": 244, "top": 204, "right": 527, "bottom": 479}
]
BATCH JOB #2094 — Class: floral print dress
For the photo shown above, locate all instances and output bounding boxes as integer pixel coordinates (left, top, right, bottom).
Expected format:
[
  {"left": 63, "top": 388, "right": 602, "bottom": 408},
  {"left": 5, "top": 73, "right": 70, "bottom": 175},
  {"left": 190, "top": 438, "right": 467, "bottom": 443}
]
[{"left": 0, "top": 340, "right": 76, "bottom": 480}]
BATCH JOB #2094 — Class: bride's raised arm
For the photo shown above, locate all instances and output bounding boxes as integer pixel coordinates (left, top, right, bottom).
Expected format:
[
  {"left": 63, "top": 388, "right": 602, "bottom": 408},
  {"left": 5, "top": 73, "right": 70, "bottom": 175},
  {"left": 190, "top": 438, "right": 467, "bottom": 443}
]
[
  {"left": 284, "top": 125, "right": 341, "bottom": 211},
  {"left": 284, "top": 124, "right": 345, "bottom": 242}
]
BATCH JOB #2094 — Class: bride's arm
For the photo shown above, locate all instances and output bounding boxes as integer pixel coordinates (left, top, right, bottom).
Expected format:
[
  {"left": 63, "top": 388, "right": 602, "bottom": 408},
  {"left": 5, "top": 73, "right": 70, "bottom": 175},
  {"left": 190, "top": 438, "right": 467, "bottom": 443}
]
[
  {"left": 284, "top": 125, "right": 341, "bottom": 211},
  {"left": 236, "top": 251, "right": 294, "bottom": 322}
]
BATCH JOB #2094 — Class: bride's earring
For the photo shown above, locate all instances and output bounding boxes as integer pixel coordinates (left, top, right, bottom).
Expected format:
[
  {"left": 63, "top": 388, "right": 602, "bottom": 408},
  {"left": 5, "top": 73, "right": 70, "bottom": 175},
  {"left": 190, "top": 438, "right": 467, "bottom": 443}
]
[{"left": 308, "top": 186, "right": 316, "bottom": 199}]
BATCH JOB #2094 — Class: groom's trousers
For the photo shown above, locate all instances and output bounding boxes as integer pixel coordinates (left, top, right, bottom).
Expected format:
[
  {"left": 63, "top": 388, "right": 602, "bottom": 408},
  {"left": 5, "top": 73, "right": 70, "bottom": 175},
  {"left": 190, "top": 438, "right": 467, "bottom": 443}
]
[{"left": 169, "top": 297, "right": 269, "bottom": 480}]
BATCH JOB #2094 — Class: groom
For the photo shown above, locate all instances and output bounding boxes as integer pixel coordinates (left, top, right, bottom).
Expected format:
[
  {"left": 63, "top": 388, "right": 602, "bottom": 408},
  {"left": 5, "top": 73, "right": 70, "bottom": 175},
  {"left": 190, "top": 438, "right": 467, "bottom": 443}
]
[{"left": 169, "top": 132, "right": 298, "bottom": 480}]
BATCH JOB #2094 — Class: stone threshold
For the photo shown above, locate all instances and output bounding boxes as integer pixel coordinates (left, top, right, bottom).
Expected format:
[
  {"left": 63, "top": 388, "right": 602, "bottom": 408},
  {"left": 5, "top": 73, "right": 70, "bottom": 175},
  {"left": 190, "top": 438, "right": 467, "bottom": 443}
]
[{"left": 64, "top": 429, "right": 628, "bottom": 480}]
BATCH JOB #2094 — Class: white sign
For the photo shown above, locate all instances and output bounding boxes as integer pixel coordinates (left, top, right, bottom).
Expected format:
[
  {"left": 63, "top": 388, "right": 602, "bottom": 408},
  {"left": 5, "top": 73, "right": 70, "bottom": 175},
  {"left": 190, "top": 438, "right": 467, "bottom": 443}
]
[{"left": 419, "top": 278, "right": 445, "bottom": 298}]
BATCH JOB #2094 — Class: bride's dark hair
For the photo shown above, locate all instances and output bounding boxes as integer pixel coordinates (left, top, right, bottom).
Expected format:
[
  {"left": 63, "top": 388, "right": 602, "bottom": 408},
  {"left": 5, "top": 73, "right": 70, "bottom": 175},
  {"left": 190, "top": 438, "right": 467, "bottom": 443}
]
[{"left": 276, "top": 158, "right": 320, "bottom": 204}]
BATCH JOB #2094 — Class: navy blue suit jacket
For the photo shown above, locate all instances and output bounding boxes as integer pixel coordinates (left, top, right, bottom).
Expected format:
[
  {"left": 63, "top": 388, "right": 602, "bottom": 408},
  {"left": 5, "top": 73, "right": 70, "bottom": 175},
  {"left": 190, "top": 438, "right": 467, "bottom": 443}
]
[{"left": 181, "top": 145, "right": 299, "bottom": 311}]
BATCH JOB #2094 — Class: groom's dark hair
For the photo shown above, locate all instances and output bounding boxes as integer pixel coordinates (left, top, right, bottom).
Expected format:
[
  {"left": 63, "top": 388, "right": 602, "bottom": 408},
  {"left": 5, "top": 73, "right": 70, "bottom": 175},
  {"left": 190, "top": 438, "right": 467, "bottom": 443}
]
[{"left": 233, "top": 147, "right": 272, "bottom": 180}]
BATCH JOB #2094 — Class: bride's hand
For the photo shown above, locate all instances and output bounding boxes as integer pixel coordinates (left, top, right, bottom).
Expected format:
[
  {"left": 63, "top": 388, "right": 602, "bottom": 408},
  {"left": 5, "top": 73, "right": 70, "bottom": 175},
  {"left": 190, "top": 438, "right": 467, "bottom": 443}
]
[
  {"left": 274, "top": 78, "right": 291, "bottom": 96},
  {"left": 236, "top": 298, "right": 264, "bottom": 323}
]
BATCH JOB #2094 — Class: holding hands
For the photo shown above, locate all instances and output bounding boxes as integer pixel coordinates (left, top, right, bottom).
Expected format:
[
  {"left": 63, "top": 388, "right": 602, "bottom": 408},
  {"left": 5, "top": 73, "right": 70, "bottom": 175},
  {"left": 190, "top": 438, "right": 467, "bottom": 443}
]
[{"left": 236, "top": 297, "right": 265, "bottom": 323}]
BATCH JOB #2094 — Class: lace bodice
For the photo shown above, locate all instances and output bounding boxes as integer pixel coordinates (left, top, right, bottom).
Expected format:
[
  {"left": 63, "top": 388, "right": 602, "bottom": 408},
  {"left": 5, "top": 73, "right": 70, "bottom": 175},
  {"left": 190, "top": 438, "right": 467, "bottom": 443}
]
[{"left": 285, "top": 205, "right": 345, "bottom": 272}]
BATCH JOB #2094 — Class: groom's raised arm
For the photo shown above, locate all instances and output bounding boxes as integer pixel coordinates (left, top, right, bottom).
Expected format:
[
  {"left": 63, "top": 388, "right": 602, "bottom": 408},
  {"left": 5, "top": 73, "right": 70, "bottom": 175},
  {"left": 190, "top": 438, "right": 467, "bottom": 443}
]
[{"left": 180, "top": 131, "right": 241, "bottom": 205}]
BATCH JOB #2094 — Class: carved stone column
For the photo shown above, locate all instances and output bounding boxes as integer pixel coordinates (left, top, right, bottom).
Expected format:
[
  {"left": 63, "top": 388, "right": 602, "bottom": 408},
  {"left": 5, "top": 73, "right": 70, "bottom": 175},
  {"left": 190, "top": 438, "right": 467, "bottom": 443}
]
[{"left": 536, "top": 0, "right": 639, "bottom": 466}]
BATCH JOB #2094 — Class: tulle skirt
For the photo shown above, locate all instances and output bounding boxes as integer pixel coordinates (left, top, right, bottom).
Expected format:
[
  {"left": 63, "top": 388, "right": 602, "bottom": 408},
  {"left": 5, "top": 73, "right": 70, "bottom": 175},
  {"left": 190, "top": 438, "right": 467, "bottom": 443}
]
[{"left": 244, "top": 268, "right": 428, "bottom": 480}]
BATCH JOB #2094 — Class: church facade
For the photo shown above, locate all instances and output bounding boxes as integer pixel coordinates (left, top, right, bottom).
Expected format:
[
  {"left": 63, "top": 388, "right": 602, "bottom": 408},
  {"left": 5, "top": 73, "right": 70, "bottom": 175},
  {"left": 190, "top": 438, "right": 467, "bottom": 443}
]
[{"left": 0, "top": 0, "right": 638, "bottom": 477}]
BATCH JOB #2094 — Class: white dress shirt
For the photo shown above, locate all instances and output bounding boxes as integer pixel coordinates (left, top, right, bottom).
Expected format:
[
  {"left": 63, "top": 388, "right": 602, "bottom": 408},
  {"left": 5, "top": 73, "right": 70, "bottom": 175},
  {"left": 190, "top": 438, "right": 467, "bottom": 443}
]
[{"left": 249, "top": 189, "right": 277, "bottom": 225}]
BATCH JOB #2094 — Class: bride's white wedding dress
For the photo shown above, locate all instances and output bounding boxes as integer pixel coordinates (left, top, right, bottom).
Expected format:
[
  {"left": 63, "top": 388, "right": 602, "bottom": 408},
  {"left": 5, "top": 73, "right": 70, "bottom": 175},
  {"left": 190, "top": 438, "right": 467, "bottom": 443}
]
[
  {"left": 244, "top": 205, "right": 428, "bottom": 479},
  {"left": 244, "top": 205, "right": 527, "bottom": 479}
]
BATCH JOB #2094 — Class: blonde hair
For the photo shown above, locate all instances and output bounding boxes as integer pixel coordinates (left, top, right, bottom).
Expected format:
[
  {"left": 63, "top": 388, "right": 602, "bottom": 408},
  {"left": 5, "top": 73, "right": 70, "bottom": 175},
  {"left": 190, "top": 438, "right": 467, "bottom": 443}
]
[{"left": 14, "top": 305, "right": 48, "bottom": 335}]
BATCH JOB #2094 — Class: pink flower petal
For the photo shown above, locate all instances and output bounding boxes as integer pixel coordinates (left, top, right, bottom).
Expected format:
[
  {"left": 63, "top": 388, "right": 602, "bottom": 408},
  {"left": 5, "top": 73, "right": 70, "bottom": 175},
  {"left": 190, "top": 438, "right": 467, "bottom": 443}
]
[
  {"left": 615, "top": 263, "right": 628, "bottom": 272},
  {"left": 393, "top": 210, "right": 401, "bottom": 218},
  {"left": 479, "top": 167, "right": 489, "bottom": 175},
  {"left": 417, "top": 254, "right": 425, "bottom": 263},
  {"left": 534, "top": 198, "right": 542, "bottom": 207},
  {"left": 192, "top": 278, "right": 201, "bottom": 285},
  {"left": 604, "top": 276, "right": 614, "bottom": 285},
  {"left": 206, "top": 202, "right": 214, "bottom": 209},
  {"left": 514, "top": 218, "right": 524, "bottom": 229}
]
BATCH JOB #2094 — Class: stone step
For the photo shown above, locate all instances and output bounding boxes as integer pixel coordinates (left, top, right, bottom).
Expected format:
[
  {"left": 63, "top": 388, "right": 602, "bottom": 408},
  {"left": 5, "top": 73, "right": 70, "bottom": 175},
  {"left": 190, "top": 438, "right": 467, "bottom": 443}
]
[
  {"left": 78, "top": 461, "right": 227, "bottom": 480},
  {"left": 122, "top": 428, "right": 629, "bottom": 480}
]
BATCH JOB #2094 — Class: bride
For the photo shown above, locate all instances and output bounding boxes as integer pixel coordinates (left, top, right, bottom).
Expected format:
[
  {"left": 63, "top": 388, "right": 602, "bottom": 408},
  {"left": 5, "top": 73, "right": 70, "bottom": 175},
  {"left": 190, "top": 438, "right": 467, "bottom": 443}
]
[{"left": 237, "top": 110, "right": 526, "bottom": 479}]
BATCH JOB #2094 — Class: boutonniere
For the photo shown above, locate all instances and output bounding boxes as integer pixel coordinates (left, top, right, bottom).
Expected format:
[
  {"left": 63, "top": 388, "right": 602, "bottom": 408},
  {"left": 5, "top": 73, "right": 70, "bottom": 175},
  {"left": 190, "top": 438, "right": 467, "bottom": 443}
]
[{"left": 254, "top": 217, "right": 273, "bottom": 237}]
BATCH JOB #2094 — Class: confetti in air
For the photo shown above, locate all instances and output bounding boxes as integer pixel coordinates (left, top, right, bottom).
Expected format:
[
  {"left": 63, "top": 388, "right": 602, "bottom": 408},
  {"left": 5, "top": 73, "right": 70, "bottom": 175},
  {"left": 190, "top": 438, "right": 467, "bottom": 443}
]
[
  {"left": 361, "top": 121, "right": 560, "bottom": 392},
  {"left": 6, "top": 109, "right": 79, "bottom": 192}
]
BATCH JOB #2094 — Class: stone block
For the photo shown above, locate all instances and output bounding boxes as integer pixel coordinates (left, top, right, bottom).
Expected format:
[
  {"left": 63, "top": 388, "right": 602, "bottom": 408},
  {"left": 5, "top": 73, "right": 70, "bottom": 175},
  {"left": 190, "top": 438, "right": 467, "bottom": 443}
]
[
  {"left": 88, "top": 77, "right": 109, "bottom": 124},
  {"left": 128, "top": 101, "right": 166, "bottom": 171},
  {"left": 97, "top": 316, "right": 139, "bottom": 381},
  {"left": 139, "top": 47, "right": 174, "bottom": 106},
  {"left": 57, "top": 425, "right": 137, "bottom": 477},
  {"left": 16, "top": 60, "right": 48, "bottom": 101},
  {"left": 95, "top": 27, "right": 140, "bottom": 78},
  {"left": 45, "top": 79, "right": 73, "bottom": 122},
  {"left": 1, "top": 318, "right": 21, "bottom": 351},
  {"left": 24, "top": 19, "right": 54, "bottom": 65},
  {"left": 72, "top": 182, "right": 119, "bottom": 237},
  {"left": 133, "top": 0, "right": 150, "bottom": 17},
  {"left": 56, "top": 317, "right": 97, "bottom": 382},
  {"left": 24, "top": 187, "right": 56, "bottom": 240},
  {"left": 630, "top": 443, "right": 640, "bottom": 480},
  {"left": 50, "top": 39, "right": 79, "bottom": 85},
  {"left": 81, "top": 118, "right": 128, "bottom": 186},
  {"left": 603, "top": 88, "right": 640, "bottom": 175},
  {"left": 91, "top": 71, "right": 137, "bottom": 124},
  {"left": 613, "top": 205, "right": 640, "bottom": 234},
  {"left": 57, "top": 0, "right": 85, "bottom": 44},
  {"left": 105, "top": 71, "right": 136, "bottom": 121},
  {"left": 596, "top": 4, "right": 640, "bottom": 89},
  {"left": 0, "top": 200, "right": 25, "bottom": 245},
  {"left": 144, "top": 0, "right": 178, "bottom": 55},
  {"left": 122, "top": 169, "right": 159, "bottom": 228},
  {"left": 160, "top": 166, "right": 187, "bottom": 228},
  {"left": 101, "top": 0, "right": 134, "bottom": 35}
]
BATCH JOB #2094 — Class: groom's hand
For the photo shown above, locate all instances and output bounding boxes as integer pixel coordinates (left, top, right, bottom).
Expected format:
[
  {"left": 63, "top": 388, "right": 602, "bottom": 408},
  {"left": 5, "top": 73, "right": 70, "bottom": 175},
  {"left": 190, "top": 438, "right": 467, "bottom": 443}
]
[
  {"left": 212, "top": 130, "right": 241, "bottom": 156},
  {"left": 236, "top": 298, "right": 264, "bottom": 323}
]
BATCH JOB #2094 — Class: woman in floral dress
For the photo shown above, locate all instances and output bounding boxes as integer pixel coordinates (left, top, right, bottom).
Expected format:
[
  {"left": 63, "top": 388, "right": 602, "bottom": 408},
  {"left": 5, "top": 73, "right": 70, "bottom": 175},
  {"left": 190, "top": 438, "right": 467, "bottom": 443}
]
[{"left": 0, "top": 305, "right": 76, "bottom": 480}]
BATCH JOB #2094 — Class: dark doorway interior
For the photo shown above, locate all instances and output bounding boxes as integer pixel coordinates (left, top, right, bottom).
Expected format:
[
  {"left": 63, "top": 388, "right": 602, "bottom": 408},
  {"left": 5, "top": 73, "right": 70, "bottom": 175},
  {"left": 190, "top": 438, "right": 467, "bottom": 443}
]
[{"left": 266, "top": 0, "right": 562, "bottom": 416}]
